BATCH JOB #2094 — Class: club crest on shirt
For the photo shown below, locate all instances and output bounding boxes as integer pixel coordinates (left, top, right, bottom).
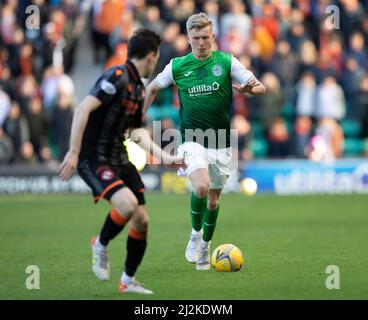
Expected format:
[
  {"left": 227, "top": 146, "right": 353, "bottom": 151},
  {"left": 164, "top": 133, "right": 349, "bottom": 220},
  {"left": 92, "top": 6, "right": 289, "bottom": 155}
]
[
  {"left": 100, "top": 168, "right": 114, "bottom": 181},
  {"left": 212, "top": 64, "right": 223, "bottom": 76}
]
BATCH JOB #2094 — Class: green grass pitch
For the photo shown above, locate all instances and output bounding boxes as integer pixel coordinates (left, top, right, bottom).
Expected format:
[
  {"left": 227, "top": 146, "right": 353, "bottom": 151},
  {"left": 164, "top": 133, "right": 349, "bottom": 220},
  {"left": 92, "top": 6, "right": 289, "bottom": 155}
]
[{"left": 0, "top": 193, "right": 367, "bottom": 300}]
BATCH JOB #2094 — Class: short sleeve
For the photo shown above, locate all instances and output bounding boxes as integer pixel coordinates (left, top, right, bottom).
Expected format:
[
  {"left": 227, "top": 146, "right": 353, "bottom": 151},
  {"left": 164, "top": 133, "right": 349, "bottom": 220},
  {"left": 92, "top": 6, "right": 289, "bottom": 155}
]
[
  {"left": 230, "top": 56, "right": 255, "bottom": 85},
  {"left": 89, "top": 67, "right": 127, "bottom": 103},
  {"left": 156, "top": 60, "right": 174, "bottom": 89}
]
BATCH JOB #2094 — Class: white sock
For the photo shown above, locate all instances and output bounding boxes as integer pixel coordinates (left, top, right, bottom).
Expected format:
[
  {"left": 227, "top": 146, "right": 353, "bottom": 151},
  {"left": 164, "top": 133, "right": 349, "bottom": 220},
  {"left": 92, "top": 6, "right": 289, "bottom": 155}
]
[
  {"left": 201, "top": 240, "right": 210, "bottom": 248},
  {"left": 191, "top": 229, "right": 201, "bottom": 237},
  {"left": 121, "top": 272, "right": 134, "bottom": 284}
]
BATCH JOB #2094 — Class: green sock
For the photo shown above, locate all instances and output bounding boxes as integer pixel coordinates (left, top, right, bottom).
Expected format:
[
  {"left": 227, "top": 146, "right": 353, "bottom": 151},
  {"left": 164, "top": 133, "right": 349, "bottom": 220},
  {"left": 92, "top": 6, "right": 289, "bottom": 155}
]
[
  {"left": 190, "top": 192, "right": 207, "bottom": 232},
  {"left": 202, "top": 205, "right": 219, "bottom": 242}
]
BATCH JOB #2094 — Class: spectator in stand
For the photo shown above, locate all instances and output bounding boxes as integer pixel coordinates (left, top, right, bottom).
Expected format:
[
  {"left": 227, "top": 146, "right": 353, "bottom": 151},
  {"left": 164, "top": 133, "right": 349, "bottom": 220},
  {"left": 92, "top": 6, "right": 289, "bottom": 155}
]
[
  {"left": 143, "top": 6, "right": 166, "bottom": 36},
  {"left": 18, "top": 42, "right": 35, "bottom": 78},
  {"left": 110, "top": 10, "right": 141, "bottom": 49},
  {"left": 286, "top": 9, "right": 309, "bottom": 52},
  {"left": 3, "top": 101, "right": 30, "bottom": 163},
  {"left": 0, "top": 86, "right": 11, "bottom": 127},
  {"left": 40, "top": 65, "right": 74, "bottom": 120},
  {"left": 339, "top": 0, "right": 367, "bottom": 46},
  {"left": 315, "top": 117, "right": 344, "bottom": 159},
  {"left": 345, "top": 31, "right": 367, "bottom": 70},
  {"left": 203, "top": 0, "right": 220, "bottom": 38},
  {"left": 26, "top": 96, "right": 49, "bottom": 163},
  {"left": 161, "top": 0, "right": 178, "bottom": 23},
  {"left": 355, "top": 74, "right": 368, "bottom": 140},
  {"left": 0, "top": 0, "right": 18, "bottom": 46},
  {"left": 104, "top": 42, "right": 128, "bottom": 71},
  {"left": 267, "top": 117, "right": 290, "bottom": 158},
  {"left": 258, "top": 72, "right": 284, "bottom": 130},
  {"left": 271, "top": 40, "right": 300, "bottom": 105},
  {"left": 319, "top": 34, "right": 345, "bottom": 80},
  {"left": 0, "top": 127, "right": 14, "bottom": 164},
  {"left": 131, "top": 0, "right": 148, "bottom": 25},
  {"left": 220, "top": 26, "right": 246, "bottom": 58},
  {"left": 253, "top": 2, "right": 279, "bottom": 45},
  {"left": 6, "top": 27, "right": 25, "bottom": 78},
  {"left": 16, "top": 74, "right": 40, "bottom": 115},
  {"left": 155, "top": 22, "right": 180, "bottom": 76},
  {"left": 294, "top": 116, "right": 312, "bottom": 158},
  {"left": 59, "top": 0, "right": 85, "bottom": 73},
  {"left": 231, "top": 114, "right": 252, "bottom": 161},
  {"left": 173, "top": 0, "right": 196, "bottom": 33},
  {"left": 220, "top": 0, "right": 252, "bottom": 46},
  {"left": 51, "top": 85, "right": 74, "bottom": 161},
  {"left": 0, "top": 63, "right": 15, "bottom": 100},
  {"left": 316, "top": 75, "right": 346, "bottom": 121},
  {"left": 296, "top": 72, "right": 317, "bottom": 117},
  {"left": 298, "top": 40, "right": 320, "bottom": 81},
  {"left": 278, "top": 1, "right": 293, "bottom": 40},
  {"left": 342, "top": 57, "right": 365, "bottom": 118},
  {"left": 91, "top": 0, "right": 125, "bottom": 64}
]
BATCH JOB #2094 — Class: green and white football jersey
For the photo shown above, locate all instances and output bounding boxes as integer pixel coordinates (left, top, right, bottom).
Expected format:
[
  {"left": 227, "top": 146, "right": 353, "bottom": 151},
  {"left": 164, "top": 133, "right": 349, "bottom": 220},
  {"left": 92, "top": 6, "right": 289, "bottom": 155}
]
[{"left": 156, "top": 50, "right": 254, "bottom": 148}]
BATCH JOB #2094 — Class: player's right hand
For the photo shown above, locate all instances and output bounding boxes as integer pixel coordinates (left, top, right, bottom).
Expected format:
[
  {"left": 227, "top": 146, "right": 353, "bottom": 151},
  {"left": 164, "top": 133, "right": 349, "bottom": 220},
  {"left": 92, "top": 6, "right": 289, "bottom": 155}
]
[
  {"left": 164, "top": 155, "right": 187, "bottom": 170},
  {"left": 59, "top": 150, "right": 79, "bottom": 181}
]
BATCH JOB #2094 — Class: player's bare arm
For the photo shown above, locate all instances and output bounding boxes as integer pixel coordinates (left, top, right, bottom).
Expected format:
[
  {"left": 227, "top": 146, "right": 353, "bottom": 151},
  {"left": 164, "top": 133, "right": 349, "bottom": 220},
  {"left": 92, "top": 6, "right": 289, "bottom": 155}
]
[
  {"left": 129, "top": 127, "right": 185, "bottom": 169},
  {"left": 59, "top": 95, "right": 101, "bottom": 181},
  {"left": 232, "top": 77, "right": 266, "bottom": 96},
  {"left": 143, "top": 78, "right": 161, "bottom": 114}
]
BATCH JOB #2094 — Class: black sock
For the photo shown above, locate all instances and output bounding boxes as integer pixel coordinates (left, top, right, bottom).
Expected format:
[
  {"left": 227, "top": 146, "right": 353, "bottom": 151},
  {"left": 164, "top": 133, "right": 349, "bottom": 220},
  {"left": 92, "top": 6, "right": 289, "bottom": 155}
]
[
  {"left": 99, "top": 211, "right": 126, "bottom": 246},
  {"left": 124, "top": 235, "right": 147, "bottom": 277}
]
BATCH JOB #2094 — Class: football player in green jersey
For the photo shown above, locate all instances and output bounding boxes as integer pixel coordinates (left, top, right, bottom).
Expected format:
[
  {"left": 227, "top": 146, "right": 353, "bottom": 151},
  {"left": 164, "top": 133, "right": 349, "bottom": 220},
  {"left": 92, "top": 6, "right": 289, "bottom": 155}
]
[{"left": 143, "top": 13, "right": 265, "bottom": 270}]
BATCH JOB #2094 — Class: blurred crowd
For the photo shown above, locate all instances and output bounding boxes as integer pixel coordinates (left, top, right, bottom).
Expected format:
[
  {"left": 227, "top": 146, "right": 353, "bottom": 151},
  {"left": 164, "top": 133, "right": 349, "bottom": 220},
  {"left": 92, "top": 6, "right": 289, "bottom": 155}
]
[{"left": 1, "top": 0, "right": 368, "bottom": 167}]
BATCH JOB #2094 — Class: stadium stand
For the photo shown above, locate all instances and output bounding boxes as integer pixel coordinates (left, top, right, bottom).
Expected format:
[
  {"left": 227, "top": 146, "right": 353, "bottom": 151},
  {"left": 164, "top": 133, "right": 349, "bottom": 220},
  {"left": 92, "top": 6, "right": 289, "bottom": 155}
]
[{"left": 0, "top": 0, "right": 367, "bottom": 166}]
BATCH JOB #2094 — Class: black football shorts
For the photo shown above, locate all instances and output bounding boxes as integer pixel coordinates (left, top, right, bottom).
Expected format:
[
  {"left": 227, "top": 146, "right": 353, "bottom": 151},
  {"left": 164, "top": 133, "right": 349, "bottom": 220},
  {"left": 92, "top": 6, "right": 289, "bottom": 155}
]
[{"left": 78, "top": 158, "right": 145, "bottom": 205}]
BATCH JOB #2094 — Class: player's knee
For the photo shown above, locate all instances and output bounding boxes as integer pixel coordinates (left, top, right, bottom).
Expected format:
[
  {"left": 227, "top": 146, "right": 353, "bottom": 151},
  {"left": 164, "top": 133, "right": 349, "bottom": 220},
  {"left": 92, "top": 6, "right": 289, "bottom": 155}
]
[
  {"left": 194, "top": 183, "right": 209, "bottom": 198},
  {"left": 136, "top": 216, "right": 149, "bottom": 233},
  {"left": 115, "top": 198, "right": 138, "bottom": 217},
  {"left": 207, "top": 199, "right": 219, "bottom": 211}
]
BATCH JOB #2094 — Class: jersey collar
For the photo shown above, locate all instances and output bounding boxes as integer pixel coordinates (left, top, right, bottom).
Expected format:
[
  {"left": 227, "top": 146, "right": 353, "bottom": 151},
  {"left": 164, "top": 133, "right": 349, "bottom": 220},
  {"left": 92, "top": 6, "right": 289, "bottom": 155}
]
[{"left": 125, "top": 60, "right": 143, "bottom": 84}]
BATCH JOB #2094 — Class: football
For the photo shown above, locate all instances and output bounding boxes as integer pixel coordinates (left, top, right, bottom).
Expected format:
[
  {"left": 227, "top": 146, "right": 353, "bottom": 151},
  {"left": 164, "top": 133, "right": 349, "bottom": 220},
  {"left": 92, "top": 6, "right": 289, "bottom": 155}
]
[
  {"left": 241, "top": 178, "right": 258, "bottom": 196},
  {"left": 211, "top": 244, "right": 244, "bottom": 272}
]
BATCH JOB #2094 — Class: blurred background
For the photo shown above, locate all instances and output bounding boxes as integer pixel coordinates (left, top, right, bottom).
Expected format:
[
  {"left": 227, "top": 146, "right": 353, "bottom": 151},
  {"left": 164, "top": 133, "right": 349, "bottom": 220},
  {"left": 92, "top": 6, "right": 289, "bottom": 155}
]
[{"left": 0, "top": 0, "right": 368, "bottom": 195}]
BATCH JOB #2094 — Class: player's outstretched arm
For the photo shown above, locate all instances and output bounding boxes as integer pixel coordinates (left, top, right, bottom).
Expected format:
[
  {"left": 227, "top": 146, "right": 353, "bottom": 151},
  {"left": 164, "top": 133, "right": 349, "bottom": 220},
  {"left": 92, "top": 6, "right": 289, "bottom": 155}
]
[
  {"left": 232, "top": 77, "right": 266, "bottom": 96},
  {"left": 130, "top": 127, "right": 185, "bottom": 170},
  {"left": 59, "top": 96, "right": 101, "bottom": 181},
  {"left": 143, "top": 79, "right": 161, "bottom": 114}
]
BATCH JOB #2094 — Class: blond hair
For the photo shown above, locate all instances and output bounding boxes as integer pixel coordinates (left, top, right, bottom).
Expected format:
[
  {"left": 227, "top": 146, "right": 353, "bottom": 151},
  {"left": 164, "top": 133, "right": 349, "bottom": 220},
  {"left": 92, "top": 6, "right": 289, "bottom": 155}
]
[{"left": 186, "top": 12, "right": 212, "bottom": 33}]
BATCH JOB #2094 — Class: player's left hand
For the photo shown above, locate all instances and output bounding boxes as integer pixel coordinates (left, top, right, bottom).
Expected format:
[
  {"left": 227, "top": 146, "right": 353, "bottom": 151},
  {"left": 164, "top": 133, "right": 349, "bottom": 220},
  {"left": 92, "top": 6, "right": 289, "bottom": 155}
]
[
  {"left": 59, "top": 150, "right": 79, "bottom": 181},
  {"left": 232, "top": 79, "right": 260, "bottom": 94}
]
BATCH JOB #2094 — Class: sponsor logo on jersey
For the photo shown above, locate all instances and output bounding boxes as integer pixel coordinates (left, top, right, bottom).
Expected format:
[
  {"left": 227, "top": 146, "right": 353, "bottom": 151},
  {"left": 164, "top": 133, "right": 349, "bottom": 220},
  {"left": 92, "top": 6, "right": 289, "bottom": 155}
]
[
  {"left": 184, "top": 71, "right": 193, "bottom": 77},
  {"left": 212, "top": 64, "right": 223, "bottom": 76},
  {"left": 187, "top": 82, "right": 220, "bottom": 96},
  {"left": 101, "top": 79, "right": 117, "bottom": 95}
]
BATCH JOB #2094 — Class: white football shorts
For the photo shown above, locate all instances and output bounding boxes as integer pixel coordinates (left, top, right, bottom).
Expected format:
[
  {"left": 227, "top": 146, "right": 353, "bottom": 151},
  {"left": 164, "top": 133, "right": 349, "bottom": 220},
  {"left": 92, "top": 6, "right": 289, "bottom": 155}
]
[{"left": 177, "top": 142, "right": 232, "bottom": 189}]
